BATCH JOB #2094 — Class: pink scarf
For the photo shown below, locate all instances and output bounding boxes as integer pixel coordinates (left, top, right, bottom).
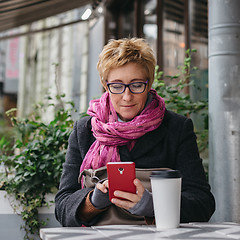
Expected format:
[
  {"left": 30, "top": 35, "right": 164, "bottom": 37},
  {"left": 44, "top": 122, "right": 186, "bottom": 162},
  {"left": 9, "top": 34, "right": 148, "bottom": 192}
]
[{"left": 79, "top": 89, "right": 165, "bottom": 174}]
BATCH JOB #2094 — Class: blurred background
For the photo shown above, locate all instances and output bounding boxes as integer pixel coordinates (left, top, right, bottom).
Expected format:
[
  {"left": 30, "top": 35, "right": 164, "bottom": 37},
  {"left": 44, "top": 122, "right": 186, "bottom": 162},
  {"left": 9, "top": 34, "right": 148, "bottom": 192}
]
[{"left": 0, "top": 0, "right": 208, "bottom": 122}]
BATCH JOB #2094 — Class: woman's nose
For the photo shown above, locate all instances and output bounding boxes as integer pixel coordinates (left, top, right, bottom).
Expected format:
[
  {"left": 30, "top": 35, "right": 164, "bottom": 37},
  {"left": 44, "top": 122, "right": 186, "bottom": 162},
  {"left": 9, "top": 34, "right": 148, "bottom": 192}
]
[{"left": 122, "top": 87, "right": 133, "bottom": 101}]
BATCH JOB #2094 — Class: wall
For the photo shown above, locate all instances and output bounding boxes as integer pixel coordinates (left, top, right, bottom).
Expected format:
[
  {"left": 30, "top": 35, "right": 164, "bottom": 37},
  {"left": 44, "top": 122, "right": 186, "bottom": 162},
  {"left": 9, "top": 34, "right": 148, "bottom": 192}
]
[{"left": 0, "top": 190, "right": 61, "bottom": 240}]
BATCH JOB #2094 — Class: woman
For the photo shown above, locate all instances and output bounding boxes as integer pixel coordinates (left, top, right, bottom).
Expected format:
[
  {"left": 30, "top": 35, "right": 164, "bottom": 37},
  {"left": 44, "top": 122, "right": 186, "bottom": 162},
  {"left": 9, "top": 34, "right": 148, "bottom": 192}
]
[{"left": 55, "top": 38, "right": 215, "bottom": 227}]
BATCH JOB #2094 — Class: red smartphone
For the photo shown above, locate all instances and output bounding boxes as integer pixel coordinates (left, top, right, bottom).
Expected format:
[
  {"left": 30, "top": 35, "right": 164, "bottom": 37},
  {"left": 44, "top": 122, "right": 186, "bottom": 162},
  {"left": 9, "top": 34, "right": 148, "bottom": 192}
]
[{"left": 107, "top": 162, "right": 136, "bottom": 201}]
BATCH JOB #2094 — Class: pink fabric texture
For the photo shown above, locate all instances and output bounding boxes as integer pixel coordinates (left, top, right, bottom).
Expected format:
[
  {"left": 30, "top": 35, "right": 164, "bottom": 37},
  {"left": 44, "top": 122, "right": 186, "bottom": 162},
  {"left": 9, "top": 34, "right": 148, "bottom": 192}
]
[{"left": 79, "top": 89, "right": 165, "bottom": 175}]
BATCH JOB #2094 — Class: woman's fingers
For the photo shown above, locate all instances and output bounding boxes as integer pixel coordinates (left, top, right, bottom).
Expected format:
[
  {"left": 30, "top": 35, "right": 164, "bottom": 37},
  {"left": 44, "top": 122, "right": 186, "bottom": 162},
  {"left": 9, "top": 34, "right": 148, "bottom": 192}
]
[
  {"left": 95, "top": 178, "right": 146, "bottom": 210},
  {"left": 103, "top": 180, "right": 109, "bottom": 189},
  {"left": 111, "top": 178, "right": 145, "bottom": 210},
  {"left": 96, "top": 180, "right": 109, "bottom": 193},
  {"left": 111, "top": 196, "right": 135, "bottom": 209},
  {"left": 134, "top": 178, "right": 145, "bottom": 197}
]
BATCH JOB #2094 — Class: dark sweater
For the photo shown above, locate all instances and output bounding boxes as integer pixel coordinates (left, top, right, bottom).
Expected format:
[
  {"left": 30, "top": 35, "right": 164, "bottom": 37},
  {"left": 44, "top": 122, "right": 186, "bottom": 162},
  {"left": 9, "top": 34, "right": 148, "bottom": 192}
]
[{"left": 55, "top": 109, "right": 215, "bottom": 227}]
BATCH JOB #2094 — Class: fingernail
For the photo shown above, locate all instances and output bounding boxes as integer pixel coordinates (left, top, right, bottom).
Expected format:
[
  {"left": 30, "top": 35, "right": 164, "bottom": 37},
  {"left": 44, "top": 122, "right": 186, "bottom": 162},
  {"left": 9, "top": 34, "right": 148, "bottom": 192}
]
[{"left": 114, "top": 191, "right": 119, "bottom": 196}]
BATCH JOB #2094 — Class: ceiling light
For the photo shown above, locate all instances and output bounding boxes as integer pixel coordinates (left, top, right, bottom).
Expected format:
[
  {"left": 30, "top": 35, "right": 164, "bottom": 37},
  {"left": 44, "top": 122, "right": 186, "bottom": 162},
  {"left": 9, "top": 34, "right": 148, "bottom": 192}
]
[{"left": 81, "top": 8, "right": 92, "bottom": 20}]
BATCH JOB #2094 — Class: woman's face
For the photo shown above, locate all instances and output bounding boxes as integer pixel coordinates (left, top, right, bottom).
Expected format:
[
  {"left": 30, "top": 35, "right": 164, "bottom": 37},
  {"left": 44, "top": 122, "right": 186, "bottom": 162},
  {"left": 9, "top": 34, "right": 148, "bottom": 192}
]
[{"left": 105, "top": 62, "right": 150, "bottom": 122}]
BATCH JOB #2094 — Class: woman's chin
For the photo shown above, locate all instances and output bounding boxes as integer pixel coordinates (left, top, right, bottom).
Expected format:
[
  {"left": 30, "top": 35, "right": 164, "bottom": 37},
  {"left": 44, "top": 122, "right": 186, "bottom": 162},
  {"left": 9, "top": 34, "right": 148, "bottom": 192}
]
[{"left": 119, "top": 114, "right": 136, "bottom": 122}]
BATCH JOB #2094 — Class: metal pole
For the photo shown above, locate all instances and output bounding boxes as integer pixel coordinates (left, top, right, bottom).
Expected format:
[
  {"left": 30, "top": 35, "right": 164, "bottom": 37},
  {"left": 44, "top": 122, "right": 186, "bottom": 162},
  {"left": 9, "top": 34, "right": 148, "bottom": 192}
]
[
  {"left": 157, "top": 0, "right": 164, "bottom": 70},
  {"left": 209, "top": 0, "right": 240, "bottom": 223}
]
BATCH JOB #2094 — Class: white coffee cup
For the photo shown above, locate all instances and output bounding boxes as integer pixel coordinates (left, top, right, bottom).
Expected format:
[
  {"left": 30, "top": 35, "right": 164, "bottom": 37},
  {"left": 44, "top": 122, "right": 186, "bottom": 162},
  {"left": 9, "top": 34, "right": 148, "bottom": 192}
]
[{"left": 150, "top": 170, "right": 182, "bottom": 229}]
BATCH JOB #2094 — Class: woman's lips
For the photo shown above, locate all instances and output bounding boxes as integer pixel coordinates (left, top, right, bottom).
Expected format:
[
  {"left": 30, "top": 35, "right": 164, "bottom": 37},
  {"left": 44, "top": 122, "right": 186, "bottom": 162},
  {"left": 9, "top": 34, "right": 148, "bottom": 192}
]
[{"left": 121, "top": 104, "right": 135, "bottom": 108}]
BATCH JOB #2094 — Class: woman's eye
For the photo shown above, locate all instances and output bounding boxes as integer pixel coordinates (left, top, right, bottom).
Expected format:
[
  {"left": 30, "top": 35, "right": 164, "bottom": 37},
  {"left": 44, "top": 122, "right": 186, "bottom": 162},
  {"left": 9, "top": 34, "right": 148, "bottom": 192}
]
[
  {"left": 112, "top": 84, "right": 123, "bottom": 89},
  {"left": 132, "top": 83, "right": 143, "bottom": 88}
]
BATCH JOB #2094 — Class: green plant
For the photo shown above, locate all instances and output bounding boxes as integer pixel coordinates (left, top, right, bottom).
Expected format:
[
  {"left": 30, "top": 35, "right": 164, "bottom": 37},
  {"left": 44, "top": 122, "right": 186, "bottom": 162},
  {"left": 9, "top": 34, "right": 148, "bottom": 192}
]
[
  {"left": 152, "top": 49, "right": 208, "bottom": 153},
  {"left": 0, "top": 94, "right": 76, "bottom": 239},
  {"left": 153, "top": 49, "right": 208, "bottom": 117}
]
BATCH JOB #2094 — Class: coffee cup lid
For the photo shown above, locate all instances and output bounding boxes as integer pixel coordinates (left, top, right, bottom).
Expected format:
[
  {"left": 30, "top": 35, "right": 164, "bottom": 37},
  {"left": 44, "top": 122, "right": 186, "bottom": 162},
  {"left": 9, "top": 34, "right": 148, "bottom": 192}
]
[{"left": 150, "top": 170, "right": 182, "bottom": 178}]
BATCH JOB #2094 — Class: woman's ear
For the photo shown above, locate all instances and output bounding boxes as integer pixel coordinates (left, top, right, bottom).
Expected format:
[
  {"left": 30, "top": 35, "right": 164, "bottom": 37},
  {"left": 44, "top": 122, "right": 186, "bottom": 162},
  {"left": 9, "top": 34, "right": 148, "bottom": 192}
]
[
  {"left": 147, "top": 84, "right": 151, "bottom": 92},
  {"left": 101, "top": 76, "right": 109, "bottom": 92},
  {"left": 103, "top": 84, "right": 108, "bottom": 92},
  {"left": 147, "top": 79, "right": 153, "bottom": 92}
]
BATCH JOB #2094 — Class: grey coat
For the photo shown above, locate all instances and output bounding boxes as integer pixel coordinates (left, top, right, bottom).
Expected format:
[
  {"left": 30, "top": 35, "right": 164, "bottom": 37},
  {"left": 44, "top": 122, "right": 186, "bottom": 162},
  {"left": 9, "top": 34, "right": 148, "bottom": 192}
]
[{"left": 55, "top": 109, "right": 215, "bottom": 227}]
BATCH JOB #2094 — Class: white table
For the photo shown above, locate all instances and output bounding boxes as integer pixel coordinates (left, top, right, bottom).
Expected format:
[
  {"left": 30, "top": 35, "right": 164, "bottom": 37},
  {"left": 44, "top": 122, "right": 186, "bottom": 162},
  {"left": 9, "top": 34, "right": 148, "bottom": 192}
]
[{"left": 40, "top": 222, "right": 240, "bottom": 240}]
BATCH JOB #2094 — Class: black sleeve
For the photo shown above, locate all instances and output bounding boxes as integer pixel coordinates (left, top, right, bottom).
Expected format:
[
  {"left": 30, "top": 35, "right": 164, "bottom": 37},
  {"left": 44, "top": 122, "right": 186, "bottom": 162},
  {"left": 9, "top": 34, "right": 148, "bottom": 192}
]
[
  {"left": 176, "top": 118, "right": 215, "bottom": 222},
  {"left": 54, "top": 117, "right": 95, "bottom": 227}
]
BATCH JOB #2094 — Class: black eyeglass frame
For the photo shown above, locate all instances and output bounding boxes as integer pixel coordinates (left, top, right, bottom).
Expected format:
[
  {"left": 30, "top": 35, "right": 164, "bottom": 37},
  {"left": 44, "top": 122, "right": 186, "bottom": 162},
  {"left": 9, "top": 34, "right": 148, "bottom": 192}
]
[{"left": 106, "top": 80, "right": 148, "bottom": 94}]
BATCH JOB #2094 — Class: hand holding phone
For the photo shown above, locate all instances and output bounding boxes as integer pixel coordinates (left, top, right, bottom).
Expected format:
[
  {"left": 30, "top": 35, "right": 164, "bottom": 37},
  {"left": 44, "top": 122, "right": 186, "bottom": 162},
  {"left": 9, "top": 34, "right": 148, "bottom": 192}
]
[{"left": 107, "top": 162, "right": 136, "bottom": 201}]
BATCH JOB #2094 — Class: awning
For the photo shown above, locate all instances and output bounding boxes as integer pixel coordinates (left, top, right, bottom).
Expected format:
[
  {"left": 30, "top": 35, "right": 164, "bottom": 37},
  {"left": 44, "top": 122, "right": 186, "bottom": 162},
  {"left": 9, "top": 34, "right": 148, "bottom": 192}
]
[{"left": 0, "top": 0, "right": 93, "bottom": 32}]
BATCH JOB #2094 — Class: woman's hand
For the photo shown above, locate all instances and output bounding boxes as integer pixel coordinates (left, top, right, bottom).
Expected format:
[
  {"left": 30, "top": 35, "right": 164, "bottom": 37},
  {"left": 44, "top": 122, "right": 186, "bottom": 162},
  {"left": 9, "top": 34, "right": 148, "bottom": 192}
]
[
  {"left": 96, "top": 179, "right": 109, "bottom": 193},
  {"left": 90, "top": 180, "right": 112, "bottom": 209},
  {"left": 95, "top": 179, "right": 154, "bottom": 217},
  {"left": 111, "top": 178, "right": 145, "bottom": 210}
]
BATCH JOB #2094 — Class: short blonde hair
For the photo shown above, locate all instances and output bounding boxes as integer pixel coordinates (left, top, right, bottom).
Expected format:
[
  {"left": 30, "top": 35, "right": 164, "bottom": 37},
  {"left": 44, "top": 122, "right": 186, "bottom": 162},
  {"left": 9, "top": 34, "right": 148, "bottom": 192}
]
[{"left": 97, "top": 38, "right": 156, "bottom": 88}]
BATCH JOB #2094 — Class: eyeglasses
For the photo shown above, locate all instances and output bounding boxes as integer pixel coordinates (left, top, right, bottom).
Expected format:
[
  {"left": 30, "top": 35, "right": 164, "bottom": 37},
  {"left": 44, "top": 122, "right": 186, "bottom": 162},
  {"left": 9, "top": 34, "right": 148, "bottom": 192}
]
[{"left": 107, "top": 80, "right": 148, "bottom": 94}]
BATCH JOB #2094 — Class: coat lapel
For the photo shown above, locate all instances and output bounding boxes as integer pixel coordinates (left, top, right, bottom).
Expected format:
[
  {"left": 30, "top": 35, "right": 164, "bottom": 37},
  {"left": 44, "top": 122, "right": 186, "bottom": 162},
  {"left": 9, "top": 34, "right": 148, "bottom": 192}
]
[
  {"left": 118, "top": 121, "right": 168, "bottom": 161},
  {"left": 130, "top": 122, "right": 168, "bottom": 159}
]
